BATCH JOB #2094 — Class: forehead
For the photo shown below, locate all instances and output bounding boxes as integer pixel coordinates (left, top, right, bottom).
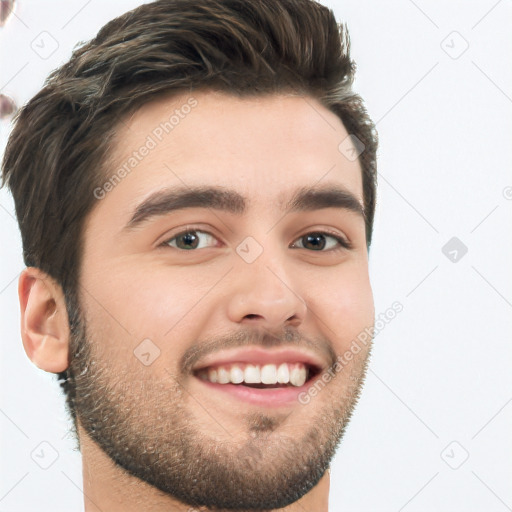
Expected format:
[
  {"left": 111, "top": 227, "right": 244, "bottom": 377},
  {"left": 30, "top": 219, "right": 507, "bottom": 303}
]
[{"left": 95, "top": 90, "right": 364, "bottom": 223}]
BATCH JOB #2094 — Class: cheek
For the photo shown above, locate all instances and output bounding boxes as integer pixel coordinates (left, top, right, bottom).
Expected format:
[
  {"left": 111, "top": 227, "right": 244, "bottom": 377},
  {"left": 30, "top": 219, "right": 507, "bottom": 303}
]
[
  {"left": 126, "top": 265, "right": 221, "bottom": 334},
  {"left": 309, "top": 264, "right": 374, "bottom": 351},
  {"left": 80, "top": 259, "right": 219, "bottom": 355}
]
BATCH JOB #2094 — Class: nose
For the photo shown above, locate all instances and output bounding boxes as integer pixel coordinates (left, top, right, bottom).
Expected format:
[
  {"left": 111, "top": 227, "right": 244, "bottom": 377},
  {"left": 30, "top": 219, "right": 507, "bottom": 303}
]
[{"left": 225, "top": 254, "right": 308, "bottom": 332}]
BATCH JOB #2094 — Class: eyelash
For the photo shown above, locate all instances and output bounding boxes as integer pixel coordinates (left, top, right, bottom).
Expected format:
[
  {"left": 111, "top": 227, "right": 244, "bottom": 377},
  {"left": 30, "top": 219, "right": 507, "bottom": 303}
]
[{"left": 160, "top": 228, "right": 352, "bottom": 252}]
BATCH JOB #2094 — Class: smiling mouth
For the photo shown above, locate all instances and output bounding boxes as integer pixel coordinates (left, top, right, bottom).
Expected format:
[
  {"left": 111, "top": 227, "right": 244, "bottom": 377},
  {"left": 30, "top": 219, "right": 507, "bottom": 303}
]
[{"left": 193, "top": 361, "right": 321, "bottom": 389}]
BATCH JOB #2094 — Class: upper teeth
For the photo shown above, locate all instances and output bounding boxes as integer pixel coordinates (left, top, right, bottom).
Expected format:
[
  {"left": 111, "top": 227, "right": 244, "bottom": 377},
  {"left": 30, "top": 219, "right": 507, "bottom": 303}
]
[{"left": 197, "top": 363, "right": 308, "bottom": 387}]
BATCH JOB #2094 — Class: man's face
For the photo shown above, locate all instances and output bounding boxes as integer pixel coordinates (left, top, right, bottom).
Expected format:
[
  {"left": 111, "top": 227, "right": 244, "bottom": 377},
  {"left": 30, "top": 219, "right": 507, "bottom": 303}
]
[{"left": 71, "top": 90, "right": 375, "bottom": 509}]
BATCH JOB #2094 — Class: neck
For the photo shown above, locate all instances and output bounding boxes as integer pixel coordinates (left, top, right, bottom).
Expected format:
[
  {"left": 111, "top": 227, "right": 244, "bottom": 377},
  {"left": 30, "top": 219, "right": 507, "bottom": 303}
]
[{"left": 79, "top": 429, "right": 330, "bottom": 512}]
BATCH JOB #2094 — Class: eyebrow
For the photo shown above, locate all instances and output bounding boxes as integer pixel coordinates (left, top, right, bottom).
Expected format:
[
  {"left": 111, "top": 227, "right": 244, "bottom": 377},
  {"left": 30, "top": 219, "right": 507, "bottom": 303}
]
[{"left": 123, "top": 183, "right": 365, "bottom": 232}]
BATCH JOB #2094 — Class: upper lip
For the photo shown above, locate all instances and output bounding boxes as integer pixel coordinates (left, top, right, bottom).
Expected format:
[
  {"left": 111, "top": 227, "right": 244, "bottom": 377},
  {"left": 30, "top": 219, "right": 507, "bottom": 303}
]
[{"left": 191, "top": 347, "right": 328, "bottom": 373}]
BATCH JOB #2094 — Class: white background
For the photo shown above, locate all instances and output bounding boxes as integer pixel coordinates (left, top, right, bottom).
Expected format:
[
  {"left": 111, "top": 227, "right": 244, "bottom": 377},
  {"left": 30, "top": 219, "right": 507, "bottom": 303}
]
[{"left": 1, "top": 1, "right": 511, "bottom": 510}]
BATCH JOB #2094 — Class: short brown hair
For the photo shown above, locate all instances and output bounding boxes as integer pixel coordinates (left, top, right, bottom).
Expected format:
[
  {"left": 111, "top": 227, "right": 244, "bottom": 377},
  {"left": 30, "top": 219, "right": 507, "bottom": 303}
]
[{"left": 1, "top": 0, "right": 378, "bottom": 429}]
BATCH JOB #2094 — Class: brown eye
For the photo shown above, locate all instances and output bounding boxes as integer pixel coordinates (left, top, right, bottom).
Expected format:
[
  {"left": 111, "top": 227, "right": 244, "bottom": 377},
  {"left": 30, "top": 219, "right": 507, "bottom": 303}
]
[
  {"left": 163, "top": 230, "right": 218, "bottom": 250},
  {"left": 291, "top": 232, "right": 350, "bottom": 251}
]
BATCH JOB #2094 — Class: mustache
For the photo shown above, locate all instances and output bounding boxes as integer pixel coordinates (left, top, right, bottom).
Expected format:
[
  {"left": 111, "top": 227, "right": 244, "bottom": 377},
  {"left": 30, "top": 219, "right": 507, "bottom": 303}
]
[{"left": 179, "top": 326, "right": 337, "bottom": 375}]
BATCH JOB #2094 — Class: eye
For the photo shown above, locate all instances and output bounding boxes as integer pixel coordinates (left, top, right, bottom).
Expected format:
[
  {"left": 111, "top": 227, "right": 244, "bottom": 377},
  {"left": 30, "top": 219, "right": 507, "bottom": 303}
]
[
  {"left": 161, "top": 228, "right": 351, "bottom": 252},
  {"left": 291, "top": 231, "right": 351, "bottom": 252},
  {"left": 163, "top": 229, "right": 218, "bottom": 250}
]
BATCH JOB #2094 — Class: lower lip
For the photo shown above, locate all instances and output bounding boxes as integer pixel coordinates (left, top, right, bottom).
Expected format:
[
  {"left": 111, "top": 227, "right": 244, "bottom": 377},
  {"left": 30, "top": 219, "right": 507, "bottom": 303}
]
[{"left": 194, "top": 377, "right": 313, "bottom": 407}]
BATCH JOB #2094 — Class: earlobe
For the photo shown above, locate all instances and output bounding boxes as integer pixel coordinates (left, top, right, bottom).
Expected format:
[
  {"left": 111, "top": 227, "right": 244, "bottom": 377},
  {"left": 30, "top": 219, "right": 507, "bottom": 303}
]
[{"left": 18, "top": 267, "right": 70, "bottom": 373}]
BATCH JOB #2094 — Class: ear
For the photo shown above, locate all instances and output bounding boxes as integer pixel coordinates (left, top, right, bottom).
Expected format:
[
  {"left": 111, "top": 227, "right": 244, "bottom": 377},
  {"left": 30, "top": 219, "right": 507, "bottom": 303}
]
[{"left": 18, "top": 267, "right": 70, "bottom": 373}]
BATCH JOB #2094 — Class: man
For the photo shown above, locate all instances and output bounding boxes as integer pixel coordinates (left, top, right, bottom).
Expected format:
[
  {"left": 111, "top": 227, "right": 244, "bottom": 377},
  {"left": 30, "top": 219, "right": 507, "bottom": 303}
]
[{"left": 1, "top": 0, "right": 378, "bottom": 510}]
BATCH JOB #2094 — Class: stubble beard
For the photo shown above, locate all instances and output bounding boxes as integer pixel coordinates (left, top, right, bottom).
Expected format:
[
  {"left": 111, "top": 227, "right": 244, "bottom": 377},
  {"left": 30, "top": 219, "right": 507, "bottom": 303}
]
[{"left": 62, "top": 309, "right": 372, "bottom": 511}]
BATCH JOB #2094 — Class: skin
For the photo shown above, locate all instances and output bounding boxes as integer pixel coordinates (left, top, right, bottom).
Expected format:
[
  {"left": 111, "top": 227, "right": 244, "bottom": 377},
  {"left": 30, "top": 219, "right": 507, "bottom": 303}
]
[{"left": 18, "top": 90, "right": 375, "bottom": 511}]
